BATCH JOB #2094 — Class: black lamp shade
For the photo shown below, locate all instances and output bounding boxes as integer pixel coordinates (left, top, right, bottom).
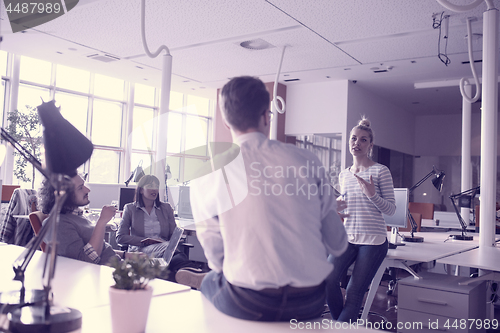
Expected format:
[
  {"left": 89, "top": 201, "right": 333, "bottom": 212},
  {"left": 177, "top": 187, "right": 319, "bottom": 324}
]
[
  {"left": 37, "top": 100, "right": 93, "bottom": 177},
  {"left": 432, "top": 171, "right": 445, "bottom": 192}
]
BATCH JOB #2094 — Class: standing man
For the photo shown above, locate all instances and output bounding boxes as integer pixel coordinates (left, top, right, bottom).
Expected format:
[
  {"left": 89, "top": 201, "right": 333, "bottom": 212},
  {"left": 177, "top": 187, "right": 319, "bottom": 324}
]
[
  {"left": 189, "top": 76, "right": 347, "bottom": 321},
  {"left": 38, "top": 174, "right": 130, "bottom": 264}
]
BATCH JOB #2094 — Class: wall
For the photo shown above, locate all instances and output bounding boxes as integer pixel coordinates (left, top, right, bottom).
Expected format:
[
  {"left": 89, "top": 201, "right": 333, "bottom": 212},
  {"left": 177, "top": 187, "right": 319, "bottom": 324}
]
[
  {"left": 284, "top": 80, "right": 348, "bottom": 136},
  {"left": 86, "top": 183, "right": 136, "bottom": 210},
  {"left": 415, "top": 113, "right": 481, "bottom": 157},
  {"left": 347, "top": 82, "right": 415, "bottom": 157}
]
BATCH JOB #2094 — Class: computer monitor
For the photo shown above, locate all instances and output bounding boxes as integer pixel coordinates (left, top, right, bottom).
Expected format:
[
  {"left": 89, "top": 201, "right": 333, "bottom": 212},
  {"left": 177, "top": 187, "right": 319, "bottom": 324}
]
[
  {"left": 119, "top": 187, "right": 136, "bottom": 211},
  {"left": 177, "top": 186, "right": 193, "bottom": 220},
  {"left": 384, "top": 188, "right": 409, "bottom": 243}
]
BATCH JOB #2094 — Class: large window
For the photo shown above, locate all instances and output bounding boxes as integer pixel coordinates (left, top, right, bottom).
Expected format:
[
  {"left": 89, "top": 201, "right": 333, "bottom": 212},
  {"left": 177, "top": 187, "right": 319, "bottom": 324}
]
[{"left": 0, "top": 52, "right": 214, "bottom": 188}]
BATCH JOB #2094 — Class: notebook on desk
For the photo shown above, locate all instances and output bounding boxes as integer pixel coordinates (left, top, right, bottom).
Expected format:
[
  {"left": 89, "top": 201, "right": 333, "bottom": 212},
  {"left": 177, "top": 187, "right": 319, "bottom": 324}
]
[{"left": 151, "top": 226, "right": 184, "bottom": 267}]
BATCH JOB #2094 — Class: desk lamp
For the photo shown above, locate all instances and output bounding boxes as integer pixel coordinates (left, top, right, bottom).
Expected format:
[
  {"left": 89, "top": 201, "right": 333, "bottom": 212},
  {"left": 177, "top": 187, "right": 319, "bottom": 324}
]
[
  {"left": 403, "top": 166, "right": 446, "bottom": 243},
  {"left": 449, "top": 186, "right": 479, "bottom": 241},
  {"left": 0, "top": 100, "right": 93, "bottom": 333},
  {"left": 124, "top": 160, "right": 145, "bottom": 186}
]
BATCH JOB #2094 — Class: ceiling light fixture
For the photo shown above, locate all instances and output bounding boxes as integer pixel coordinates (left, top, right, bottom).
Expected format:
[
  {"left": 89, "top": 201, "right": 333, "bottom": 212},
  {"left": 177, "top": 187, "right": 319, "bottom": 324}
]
[{"left": 239, "top": 38, "right": 275, "bottom": 50}]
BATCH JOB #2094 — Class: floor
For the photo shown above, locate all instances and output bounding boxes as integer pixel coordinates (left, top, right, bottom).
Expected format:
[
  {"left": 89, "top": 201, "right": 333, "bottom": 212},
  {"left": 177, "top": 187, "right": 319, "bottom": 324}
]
[{"left": 322, "top": 269, "right": 500, "bottom": 332}]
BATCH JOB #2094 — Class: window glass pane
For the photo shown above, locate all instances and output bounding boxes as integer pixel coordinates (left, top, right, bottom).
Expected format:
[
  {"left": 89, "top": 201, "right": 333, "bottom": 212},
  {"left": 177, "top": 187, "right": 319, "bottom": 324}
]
[
  {"left": 166, "top": 112, "right": 182, "bottom": 153},
  {"left": 17, "top": 84, "right": 50, "bottom": 110},
  {"left": 185, "top": 115, "right": 208, "bottom": 155},
  {"left": 186, "top": 95, "right": 210, "bottom": 117},
  {"left": 1, "top": 80, "right": 5, "bottom": 126},
  {"left": 92, "top": 99, "right": 123, "bottom": 146},
  {"left": 54, "top": 92, "right": 89, "bottom": 135},
  {"left": 169, "top": 91, "right": 183, "bottom": 111},
  {"left": 134, "top": 84, "right": 155, "bottom": 106},
  {"left": 131, "top": 106, "right": 154, "bottom": 151},
  {"left": 56, "top": 65, "right": 90, "bottom": 93},
  {"left": 0, "top": 51, "right": 7, "bottom": 77},
  {"left": 12, "top": 168, "right": 45, "bottom": 190},
  {"left": 20, "top": 56, "right": 51, "bottom": 85},
  {"left": 89, "top": 149, "right": 120, "bottom": 183},
  {"left": 94, "top": 74, "right": 124, "bottom": 100}
]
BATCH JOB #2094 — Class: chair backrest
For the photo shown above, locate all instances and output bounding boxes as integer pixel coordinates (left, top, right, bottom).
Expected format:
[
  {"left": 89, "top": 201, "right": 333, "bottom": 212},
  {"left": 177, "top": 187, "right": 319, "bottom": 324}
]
[
  {"left": 408, "top": 202, "right": 434, "bottom": 220},
  {"left": 28, "top": 211, "right": 48, "bottom": 252},
  {"left": 1, "top": 185, "right": 20, "bottom": 203}
]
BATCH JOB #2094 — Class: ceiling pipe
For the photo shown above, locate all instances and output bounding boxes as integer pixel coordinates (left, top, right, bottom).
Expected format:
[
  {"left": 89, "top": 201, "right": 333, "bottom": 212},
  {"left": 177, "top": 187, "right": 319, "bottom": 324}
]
[
  {"left": 141, "top": 0, "right": 171, "bottom": 199},
  {"left": 270, "top": 45, "right": 287, "bottom": 141}
]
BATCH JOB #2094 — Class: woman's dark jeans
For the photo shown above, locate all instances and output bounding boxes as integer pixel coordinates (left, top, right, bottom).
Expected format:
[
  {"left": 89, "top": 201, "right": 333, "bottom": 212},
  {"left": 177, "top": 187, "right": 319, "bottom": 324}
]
[{"left": 326, "top": 239, "right": 388, "bottom": 322}]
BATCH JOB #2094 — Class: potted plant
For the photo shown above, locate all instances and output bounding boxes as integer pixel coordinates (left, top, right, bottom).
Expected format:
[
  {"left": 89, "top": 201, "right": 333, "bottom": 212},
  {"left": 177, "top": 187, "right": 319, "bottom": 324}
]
[{"left": 108, "top": 255, "right": 164, "bottom": 333}]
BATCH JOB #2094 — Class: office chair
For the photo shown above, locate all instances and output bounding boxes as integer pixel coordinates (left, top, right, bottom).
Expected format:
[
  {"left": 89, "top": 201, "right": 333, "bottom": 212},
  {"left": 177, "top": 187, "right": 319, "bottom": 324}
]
[{"left": 28, "top": 211, "right": 49, "bottom": 252}]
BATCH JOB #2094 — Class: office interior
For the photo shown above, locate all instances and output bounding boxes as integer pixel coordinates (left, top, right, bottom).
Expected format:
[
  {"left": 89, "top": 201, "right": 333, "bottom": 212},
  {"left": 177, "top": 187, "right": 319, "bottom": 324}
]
[{"left": 1, "top": 0, "right": 500, "bottom": 331}]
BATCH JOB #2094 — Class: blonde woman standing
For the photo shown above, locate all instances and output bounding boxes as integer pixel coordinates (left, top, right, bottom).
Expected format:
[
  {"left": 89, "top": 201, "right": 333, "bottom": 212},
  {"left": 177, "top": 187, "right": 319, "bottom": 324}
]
[{"left": 326, "top": 118, "right": 395, "bottom": 322}]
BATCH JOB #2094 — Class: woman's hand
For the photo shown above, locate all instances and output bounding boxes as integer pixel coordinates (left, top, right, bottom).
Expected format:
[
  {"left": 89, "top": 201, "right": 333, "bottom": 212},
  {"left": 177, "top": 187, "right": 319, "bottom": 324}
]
[
  {"left": 354, "top": 174, "right": 376, "bottom": 198},
  {"left": 336, "top": 197, "right": 350, "bottom": 219}
]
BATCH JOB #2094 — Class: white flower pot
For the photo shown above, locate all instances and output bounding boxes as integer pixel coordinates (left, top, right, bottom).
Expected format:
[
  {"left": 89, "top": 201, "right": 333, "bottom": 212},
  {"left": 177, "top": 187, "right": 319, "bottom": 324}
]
[{"left": 109, "top": 285, "right": 153, "bottom": 333}]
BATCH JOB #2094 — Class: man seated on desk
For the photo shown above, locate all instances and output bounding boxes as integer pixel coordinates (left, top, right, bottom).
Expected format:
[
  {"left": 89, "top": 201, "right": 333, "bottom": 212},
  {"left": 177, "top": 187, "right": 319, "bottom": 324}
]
[
  {"left": 188, "top": 76, "right": 348, "bottom": 321},
  {"left": 38, "top": 174, "right": 134, "bottom": 265}
]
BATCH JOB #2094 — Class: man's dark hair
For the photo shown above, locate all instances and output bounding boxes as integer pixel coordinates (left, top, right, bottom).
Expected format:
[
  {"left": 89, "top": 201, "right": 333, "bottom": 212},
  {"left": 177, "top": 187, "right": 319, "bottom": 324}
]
[
  {"left": 220, "top": 76, "right": 270, "bottom": 132},
  {"left": 38, "top": 177, "right": 79, "bottom": 214}
]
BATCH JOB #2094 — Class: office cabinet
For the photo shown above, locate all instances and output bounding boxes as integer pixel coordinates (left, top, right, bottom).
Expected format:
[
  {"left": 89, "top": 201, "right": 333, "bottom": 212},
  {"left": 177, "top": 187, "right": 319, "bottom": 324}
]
[{"left": 398, "top": 272, "right": 486, "bottom": 333}]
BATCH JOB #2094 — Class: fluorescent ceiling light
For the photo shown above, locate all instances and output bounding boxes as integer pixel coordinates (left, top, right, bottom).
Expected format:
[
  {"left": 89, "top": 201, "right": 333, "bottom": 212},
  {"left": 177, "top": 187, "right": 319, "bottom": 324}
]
[{"left": 414, "top": 76, "right": 500, "bottom": 89}]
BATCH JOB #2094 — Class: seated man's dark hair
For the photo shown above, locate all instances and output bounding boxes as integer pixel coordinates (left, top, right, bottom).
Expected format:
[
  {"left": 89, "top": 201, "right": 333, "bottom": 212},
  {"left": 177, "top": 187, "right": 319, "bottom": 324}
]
[
  {"left": 38, "top": 177, "right": 79, "bottom": 214},
  {"left": 220, "top": 76, "right": 270, "bottom": 132}
]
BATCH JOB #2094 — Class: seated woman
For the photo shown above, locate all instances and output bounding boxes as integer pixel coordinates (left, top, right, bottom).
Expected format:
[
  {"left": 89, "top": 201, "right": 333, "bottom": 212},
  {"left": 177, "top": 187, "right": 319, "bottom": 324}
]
[{"left": 116, "top": 175, "right": 204, "bottom": 284}]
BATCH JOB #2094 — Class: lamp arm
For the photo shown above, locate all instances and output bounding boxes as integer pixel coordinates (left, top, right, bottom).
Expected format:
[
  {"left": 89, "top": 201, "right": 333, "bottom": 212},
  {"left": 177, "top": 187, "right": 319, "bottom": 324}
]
[
  {"left": 0, "top": 129, "right": 49, "bottom": 179},
  {"left": 450, "top": 196, "right": 468, "bottom": 234},
  {"left": 10, "top": 175, "right": 69, "bottom": 306},
  {"left": 124, "top": 171, "right": 134, "bottom": 186},
  {"left": 449, "top": 186, "right": 480, "bottom": 235},
  {"left": 408, "top": 209, "right": 418, "bottom": 237},
  {"left": 409, "top": 170, "right": 435, "bottom": 193}
]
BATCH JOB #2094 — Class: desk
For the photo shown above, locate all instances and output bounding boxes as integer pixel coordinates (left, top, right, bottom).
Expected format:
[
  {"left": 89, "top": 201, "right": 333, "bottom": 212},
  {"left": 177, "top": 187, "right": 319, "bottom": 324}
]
[
  {"left": 436, "top": 246, "right": 500, "bottom": 282},
  {"left": 11, "top": 215, "right": 28, "bottom": 219},
  {"left": 421, "top": 218, "right": 475, "bottom": 231},
  {"left": 0, "top": 245, "right": 381, "bottom": 333},
  {"left": 0, "top": 245, "right": 190, "bottom": 311},
  {"left": 80, "top": 290, "right": 381, "bottom": 333},
  {"left": 361, "top": 231, "right": 481, "bottom": 321}
]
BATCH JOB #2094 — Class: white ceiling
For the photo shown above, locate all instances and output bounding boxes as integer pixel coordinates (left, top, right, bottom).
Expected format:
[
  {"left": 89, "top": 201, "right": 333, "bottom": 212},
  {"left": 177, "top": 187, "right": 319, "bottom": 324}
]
[{"left": 0, "top": 0, "right": 498, "bottom": 116}]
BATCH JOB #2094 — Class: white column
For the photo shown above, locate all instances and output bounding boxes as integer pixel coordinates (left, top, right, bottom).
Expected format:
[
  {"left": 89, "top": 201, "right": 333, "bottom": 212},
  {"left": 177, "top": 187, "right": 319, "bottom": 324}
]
[
  {"left": 479, "top": 8, "right": 498, "bottom": 248},
  {"left": 155, "top": 54, "right": 172, "bottom": 201},
  {"left": 124, "top": 84, "right": 135, "bottom": 182},
  {"left": 461, "top": 84, "right": 472, "bottom": 223},
  {"left": 4, "top": 55, "right": 21, "bottom": 185},
  {"left": 270, "top": 105, "right": 278, "bottom": 140}
]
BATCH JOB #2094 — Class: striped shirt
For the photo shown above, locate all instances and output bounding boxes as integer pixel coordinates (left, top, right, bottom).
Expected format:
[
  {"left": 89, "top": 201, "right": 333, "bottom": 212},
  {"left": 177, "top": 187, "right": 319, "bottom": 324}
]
[{"left": 339, "top": 163, "right": 395, "bottom": 245}]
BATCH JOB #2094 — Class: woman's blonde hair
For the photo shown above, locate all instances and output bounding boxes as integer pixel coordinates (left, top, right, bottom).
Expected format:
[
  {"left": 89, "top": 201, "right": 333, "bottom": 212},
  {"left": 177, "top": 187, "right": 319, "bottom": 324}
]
[
  {"left": 351, "top": 117, "right": 374, "bottom": 142},
  {"left": 351, "top": 117, "right": 374, "bottom": 157}
]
